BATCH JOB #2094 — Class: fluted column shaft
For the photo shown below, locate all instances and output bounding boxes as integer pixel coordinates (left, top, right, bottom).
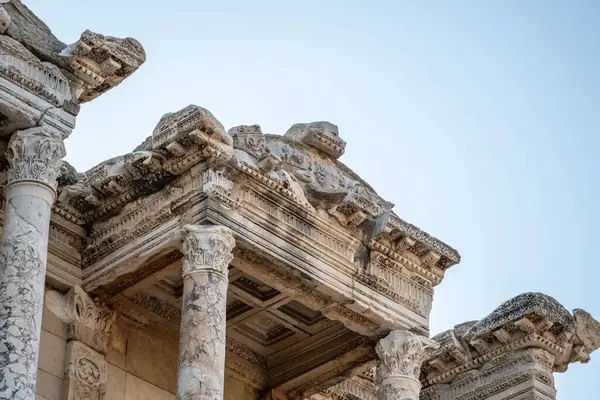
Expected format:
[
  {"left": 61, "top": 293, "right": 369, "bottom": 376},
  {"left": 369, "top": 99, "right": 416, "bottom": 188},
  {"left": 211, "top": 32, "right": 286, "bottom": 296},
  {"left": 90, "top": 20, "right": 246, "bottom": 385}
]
[
  {"left": 177, "top": 225, "right": 235, "bottom": 400},
  {"left": 0, "top": 127, "right": 66, "bottom": 399},
  {"left": 376, "top": 330, "right": 437, "bottom": 400}
]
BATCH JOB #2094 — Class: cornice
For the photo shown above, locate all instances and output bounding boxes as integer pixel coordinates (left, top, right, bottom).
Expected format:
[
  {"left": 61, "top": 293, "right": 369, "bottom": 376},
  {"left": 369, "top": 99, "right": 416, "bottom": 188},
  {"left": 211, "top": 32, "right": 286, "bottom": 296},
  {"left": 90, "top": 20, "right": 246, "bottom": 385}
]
[{"left": 52, "top": 105, "right": 459, "bottom": 276}]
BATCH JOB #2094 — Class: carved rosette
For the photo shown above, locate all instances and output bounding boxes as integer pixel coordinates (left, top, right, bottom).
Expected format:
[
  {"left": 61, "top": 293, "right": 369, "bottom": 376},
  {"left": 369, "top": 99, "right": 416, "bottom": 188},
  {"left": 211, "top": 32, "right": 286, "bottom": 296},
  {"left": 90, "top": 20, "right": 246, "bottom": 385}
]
[
  {"left": 64, "top": 341, "right": 107, "bottom": 400},
  {"left": 375, "top": 330, "right": 438, "bottom": 400},
  {"left": 5, "top": 126, "right": 66, "bottom": 191},
  {"left": 182, "top": 225, "right": 236, "bottom": 278}
]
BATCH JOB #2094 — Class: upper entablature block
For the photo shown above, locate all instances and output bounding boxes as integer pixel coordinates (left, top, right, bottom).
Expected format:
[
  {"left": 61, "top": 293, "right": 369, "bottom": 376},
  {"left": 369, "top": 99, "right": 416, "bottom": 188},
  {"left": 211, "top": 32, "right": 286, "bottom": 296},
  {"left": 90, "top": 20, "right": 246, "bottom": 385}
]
[
  {"left": 150, "top": 104, "right": 234, "bottom": 167},
  {"left": 0, "top": 0, "right": 146, "bottom": 110},
  {"left": 59, "top": 30, "right": 146, "bottom": 103},
  {"left": 421, "top": 292, "right": 600, "bottom": 386},
  {"left": 284, "top": 121, "right": 346, "bottom": 159},
  {"left": 152, "top": 105, "right": 231, "bottom": 151}
]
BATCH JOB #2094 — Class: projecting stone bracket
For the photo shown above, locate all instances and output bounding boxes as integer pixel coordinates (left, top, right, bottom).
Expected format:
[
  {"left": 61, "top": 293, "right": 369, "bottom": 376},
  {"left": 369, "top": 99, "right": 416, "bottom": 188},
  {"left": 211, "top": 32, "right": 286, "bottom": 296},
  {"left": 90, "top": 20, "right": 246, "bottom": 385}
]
[
  {"left": 45, "top": 285, "right": 115, "bottom": 399},
  {"left": 45, "top": 285, "right": 116, "bottom": 354}
]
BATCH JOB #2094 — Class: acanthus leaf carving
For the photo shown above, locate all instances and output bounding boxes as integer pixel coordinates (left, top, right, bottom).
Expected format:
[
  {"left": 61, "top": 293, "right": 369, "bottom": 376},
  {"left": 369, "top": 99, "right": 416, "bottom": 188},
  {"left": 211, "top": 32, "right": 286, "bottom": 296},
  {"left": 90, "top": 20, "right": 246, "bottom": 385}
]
[
  {"left": 375, "top": 330, "right": 437, "bottom": 400},
  {"left": 182, "top": 224, "right": 236, "bottom": 277},
  {"left": 45, "top": 285, "right": 115, "bottom": 354},
  {"left": 6, "top": 126, "right": 66, "bottom": 190},
  {"left": 376, "top": 330, "right": 438, "bottom": 382}
]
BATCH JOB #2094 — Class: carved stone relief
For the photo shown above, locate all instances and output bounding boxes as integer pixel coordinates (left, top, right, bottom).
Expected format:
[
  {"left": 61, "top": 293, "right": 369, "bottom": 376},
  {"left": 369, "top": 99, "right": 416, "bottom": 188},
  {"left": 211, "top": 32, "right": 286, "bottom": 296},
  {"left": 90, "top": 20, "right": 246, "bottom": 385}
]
[
  {"left": 376, "top": 330, "right": 437, "bottom": 400},
  {"left": 60, "top": 29, "right": 146, "bottom": 103},
  {"left": 45, "top": 285, "right": 116, "bottom": 354},
  {"left": 63, "top": 340, "right": 107, "bottom": 400}
]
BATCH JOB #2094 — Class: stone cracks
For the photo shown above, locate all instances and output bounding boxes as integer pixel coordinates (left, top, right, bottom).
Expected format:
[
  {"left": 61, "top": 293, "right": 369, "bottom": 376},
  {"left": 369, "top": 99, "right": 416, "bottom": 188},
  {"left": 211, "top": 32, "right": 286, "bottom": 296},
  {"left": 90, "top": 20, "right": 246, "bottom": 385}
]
[
  {"left": 177, "top": 225, "right": 235, "bottom": 400},
  {"left": 0, "top": 125, "right": 62, "bottom": 399},
  {"left": 45, "top": 285, "right": 114, "bottom": 399}
]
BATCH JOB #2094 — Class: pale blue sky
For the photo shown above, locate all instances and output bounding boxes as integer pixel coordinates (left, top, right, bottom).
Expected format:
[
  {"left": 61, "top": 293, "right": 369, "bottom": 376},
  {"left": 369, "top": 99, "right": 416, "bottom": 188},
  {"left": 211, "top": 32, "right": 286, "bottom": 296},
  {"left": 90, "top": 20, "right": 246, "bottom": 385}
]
[{"left": 30, "top": 1, "right": 599, "bottom": 397}]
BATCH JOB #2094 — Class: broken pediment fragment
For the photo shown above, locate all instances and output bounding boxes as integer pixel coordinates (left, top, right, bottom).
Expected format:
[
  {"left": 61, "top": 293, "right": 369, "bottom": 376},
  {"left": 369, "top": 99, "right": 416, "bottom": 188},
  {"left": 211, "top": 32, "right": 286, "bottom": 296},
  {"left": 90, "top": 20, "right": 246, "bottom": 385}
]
[{"left": 284, "top": 121, "right": 346, "bottom": 159}]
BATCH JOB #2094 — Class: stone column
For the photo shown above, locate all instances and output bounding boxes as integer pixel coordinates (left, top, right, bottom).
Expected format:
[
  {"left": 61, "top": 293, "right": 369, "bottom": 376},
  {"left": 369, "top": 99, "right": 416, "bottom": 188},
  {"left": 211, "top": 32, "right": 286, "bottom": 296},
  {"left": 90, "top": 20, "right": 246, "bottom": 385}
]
[
  {"left": 375, "top": 330, "right": 437, "bottom": 400},
  {"left": 0, "top": 126, "right": 66, "bottom": 399},
  {"left": 177, "top": 224, "right": 235, "bottom": 400},
  {"left": 45, "top": 285, "right": 116, "bottom": 400}
]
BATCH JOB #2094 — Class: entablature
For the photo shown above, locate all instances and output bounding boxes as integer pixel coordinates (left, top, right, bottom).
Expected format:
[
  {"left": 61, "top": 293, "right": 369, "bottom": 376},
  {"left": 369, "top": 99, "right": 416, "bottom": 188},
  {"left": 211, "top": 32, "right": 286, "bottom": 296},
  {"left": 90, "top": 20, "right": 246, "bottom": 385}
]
[
  {"left": 420, "top": 293, "right": 600, "bottom": 390},
  {"left": 49, "top": 105, "right": 459, "bottom": 335}
]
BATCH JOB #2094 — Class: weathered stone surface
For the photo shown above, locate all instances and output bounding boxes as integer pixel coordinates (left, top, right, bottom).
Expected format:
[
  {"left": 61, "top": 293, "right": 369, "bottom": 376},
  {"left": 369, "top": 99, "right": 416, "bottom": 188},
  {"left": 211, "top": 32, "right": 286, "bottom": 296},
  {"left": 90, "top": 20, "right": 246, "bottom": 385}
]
[
  {"left": 463, "top": 292, "right": 575, "bottom": 341},
  {"left": 126, "top": 330, "right": 177, "bottom": 394},
  {"left": 177, "top": 225, "right": 235, "bottom": 400},
  {"left": 5, "top": 5, "right": 600, "bottom": 400},
  {"left": 125, "top": 373, "right": 174, "bottom": 400},
  {"left": 0, "top": 127, "right": 65, "bottom": 399},
  {"left": 573, "top": 308, "right": 600, "bottom": 356},
  {"left": 284, "top": 121, "right": 346, "bottom": 159},
  {"left": 152, "top": 105, "right": 231, "bottom": 150},
  {"left": 375, "top": 330, "right": 437, "bottom": 400},
  {"left": 35, "top": 369, "right": 62, "bottom": 400},
  {"left": 45, "top": 285, "right": 115, "bottom": 354},
  {"left": 1, "top": 1, "right": 67, "bottom": 68},
  {"left": 38, "top": 330, "right": 66, "bottom": 380},
  {"left": 106, "top": 363, "right": 126, "bottom": 400},
  {"left": 60, "top": 30, "right": 146, "bottom": 103}
]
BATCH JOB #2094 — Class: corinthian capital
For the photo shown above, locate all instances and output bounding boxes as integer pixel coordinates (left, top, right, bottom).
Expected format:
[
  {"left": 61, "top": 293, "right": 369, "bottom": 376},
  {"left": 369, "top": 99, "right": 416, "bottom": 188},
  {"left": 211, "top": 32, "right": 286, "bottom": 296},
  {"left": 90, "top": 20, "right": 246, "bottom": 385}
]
[
  {"left": 5, "top": 126, "right": 66, "bottom": 191},
  {"left": 376, "top": 330, "right": 438, "bottom": 383},
  {"left": 45, "top": 285, "right": 116, "bottom": 354},
  {"left": 182, "top": 224, "right": 236, "bottom": 277}
]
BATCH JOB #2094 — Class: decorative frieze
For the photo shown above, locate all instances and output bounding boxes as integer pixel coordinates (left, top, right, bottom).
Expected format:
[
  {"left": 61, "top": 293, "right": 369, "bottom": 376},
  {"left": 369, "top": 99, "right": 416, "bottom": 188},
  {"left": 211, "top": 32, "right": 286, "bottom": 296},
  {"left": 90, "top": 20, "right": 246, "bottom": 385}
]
[
  {"left": 128, "top": 292, "right": 181, "bottom": 323},
  {"left": 325, "top": 376, "right": 377, "bottom": 400},
  {"left": 238, "top": 186, "right": 358, "bottom": 261},
  {"left": 0, "top": 35, "right": 72, "bottom": 106},
  {"left": 201, "top": 168, "right": 245, "bottom": 210},
  {"left": 359, "top": 251, "right": 433, "bottom": 316}
]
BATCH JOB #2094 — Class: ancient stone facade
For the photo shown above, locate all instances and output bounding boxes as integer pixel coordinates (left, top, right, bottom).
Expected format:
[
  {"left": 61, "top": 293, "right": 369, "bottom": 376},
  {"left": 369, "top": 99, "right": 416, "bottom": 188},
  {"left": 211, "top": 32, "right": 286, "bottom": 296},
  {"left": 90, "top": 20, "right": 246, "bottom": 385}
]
[{"left": 0, "top": 2, "right": 597, "bottom": 400}]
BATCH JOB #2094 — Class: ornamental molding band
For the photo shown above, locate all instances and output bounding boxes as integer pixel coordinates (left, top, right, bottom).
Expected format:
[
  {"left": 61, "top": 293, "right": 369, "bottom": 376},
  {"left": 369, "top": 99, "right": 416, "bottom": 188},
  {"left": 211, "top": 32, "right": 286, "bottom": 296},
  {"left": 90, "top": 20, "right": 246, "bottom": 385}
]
[{"left": 181, "top": 224, "right": 236, "bottom": 277}]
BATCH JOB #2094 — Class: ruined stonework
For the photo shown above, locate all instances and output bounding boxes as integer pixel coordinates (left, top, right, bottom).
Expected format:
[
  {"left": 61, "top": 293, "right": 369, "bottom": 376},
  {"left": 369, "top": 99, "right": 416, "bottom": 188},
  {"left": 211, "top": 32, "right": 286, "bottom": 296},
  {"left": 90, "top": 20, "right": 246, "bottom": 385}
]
[
  {"left": 0, "top": 2, "right": 596, "bottom": 400},
  {"left": 417, "top": 293, "right": 600, "bottom": 400}
]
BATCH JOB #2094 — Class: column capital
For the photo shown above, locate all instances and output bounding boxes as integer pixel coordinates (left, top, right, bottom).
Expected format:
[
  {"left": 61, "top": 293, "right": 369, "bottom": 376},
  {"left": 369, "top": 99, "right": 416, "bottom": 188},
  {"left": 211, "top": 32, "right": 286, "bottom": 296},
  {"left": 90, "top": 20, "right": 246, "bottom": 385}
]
[
  {"left": 45, "top": 285, "right": 116, "bottom": 354},
  {"left": 5, "top": 126, "right": 66, "bottom": 192},
  {"left": 375, "top": 330, "right": 437, "bottom": 393},
  {"left": 181, "top": 224, "right": 235, "bottom": 277}
]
